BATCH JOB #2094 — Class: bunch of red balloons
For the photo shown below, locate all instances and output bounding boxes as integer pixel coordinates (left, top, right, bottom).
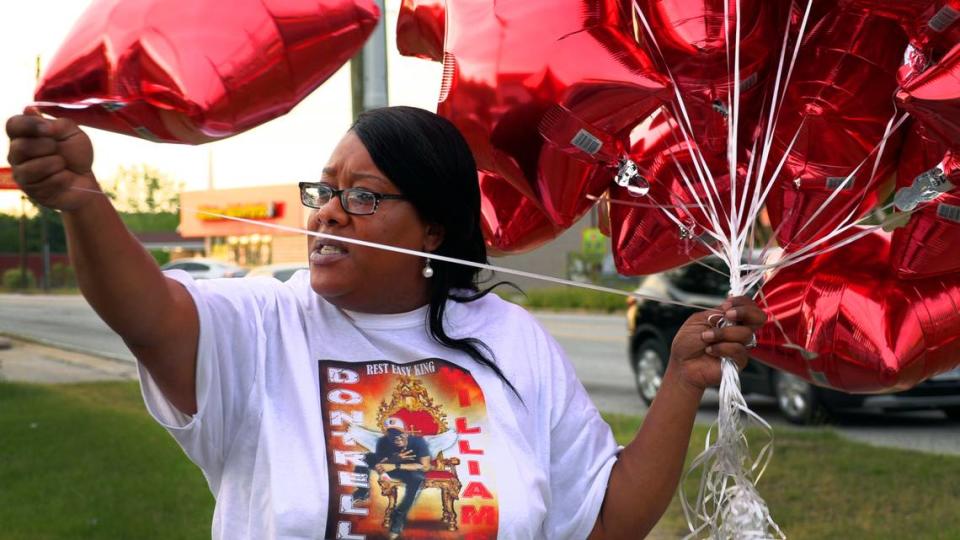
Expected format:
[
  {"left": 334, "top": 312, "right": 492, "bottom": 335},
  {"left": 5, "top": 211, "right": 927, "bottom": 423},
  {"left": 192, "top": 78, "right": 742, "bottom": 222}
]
[
  {"left": 36, "top": 0, "right": 960, "bottom": 393},
  {"left": 399, "top": 0, "right": 960, "bottom": 394}
]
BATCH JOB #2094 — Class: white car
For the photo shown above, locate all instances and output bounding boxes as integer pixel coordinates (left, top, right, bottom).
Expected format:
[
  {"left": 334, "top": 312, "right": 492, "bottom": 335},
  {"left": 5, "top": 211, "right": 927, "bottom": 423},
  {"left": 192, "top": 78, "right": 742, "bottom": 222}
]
[
  {"left": 161, "top": 258, "right": 247, "bottom": 279},
  {"left": 245, "top": 263, "right": 308, "bottom": 282}
]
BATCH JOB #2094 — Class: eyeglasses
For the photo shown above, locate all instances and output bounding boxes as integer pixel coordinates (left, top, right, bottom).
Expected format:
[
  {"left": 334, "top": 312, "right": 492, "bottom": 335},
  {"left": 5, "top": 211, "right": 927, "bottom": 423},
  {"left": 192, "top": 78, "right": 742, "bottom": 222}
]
[{"left": 299, "top": 182, "right": 406, "bottom": 216}]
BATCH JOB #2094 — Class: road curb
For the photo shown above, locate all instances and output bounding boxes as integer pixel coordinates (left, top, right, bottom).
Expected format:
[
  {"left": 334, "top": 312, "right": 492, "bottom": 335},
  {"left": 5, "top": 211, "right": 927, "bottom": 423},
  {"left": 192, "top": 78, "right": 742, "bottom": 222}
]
[{"left": 0, "top": 331, "right": 135, "bottom": 365}]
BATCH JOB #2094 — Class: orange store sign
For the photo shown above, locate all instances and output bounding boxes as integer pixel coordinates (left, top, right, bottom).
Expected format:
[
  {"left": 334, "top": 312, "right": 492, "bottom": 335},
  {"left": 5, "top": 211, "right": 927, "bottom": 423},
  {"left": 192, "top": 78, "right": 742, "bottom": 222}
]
[
  {"left": 179, "top": 185, "right": 304, "bottom": 238},
  {"left": 0, "top": 167, "right": 17, "bottom": 190},
  {"left": 197, "top": 202, "right": 285, "bottom": 221}
]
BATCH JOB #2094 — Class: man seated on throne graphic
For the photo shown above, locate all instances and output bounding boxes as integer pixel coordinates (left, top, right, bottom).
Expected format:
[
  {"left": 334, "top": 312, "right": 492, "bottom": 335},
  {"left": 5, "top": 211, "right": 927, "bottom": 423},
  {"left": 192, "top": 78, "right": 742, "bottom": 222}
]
[{"left": 348, "top": 416, "right": 458, "bottom": 537}]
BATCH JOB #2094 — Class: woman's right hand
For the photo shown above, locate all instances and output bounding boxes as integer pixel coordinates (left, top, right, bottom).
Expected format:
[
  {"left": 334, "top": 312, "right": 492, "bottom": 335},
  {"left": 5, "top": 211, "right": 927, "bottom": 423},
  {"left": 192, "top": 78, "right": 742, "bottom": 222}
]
[{"left": 5, "top": 107, "right": 100, "bottom": 211}]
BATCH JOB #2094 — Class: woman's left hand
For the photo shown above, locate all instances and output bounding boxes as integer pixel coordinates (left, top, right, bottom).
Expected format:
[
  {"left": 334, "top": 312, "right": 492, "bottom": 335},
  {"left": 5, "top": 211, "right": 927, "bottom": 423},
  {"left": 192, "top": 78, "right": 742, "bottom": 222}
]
[{"left": 665, "top": 296, "right": 767, "bottom": 396}]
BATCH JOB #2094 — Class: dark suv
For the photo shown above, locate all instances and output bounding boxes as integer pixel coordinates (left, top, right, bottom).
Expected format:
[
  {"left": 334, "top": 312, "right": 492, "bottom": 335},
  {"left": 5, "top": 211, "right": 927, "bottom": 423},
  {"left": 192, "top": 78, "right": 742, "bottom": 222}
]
[{"left": 627, "top": 258, "right": 960, "bottom": 424}]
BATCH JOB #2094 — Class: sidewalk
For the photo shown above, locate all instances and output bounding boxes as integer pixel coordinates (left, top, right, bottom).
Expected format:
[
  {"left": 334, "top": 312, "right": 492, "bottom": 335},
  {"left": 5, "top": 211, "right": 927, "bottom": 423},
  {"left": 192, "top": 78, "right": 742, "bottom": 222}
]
[{"left": 0, "top": 336, "right": 137, "bottom": 384}]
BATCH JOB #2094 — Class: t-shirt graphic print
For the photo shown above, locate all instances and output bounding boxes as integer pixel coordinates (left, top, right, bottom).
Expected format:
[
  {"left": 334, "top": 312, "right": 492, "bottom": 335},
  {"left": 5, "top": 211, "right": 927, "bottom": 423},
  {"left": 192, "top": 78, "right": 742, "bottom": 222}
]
[{"left": 320, "top": 358, "right": 499, "bottom": 540}]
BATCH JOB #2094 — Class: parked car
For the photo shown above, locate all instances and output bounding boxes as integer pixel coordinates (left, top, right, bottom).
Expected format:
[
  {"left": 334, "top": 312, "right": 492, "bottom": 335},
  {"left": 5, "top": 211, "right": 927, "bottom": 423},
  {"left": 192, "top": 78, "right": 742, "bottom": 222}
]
[
  {"left": 160, "top": 258, "right": 247, "bottom": 279},
  {"left": 627, "top": 257, "right": 960, "bottom": 424},
  {"left": 245, "top": 263, "right": 308, "bottom": 282}
]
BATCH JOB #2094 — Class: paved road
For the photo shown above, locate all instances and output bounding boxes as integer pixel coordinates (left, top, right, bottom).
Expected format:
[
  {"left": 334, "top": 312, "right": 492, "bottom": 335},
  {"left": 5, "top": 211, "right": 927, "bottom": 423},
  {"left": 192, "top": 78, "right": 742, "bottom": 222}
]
[
  {"left": 0, "top": 294, "right": 134, "bottom": 362},
  {"left": 2, "top": 294, "right": 958, "bottom": 455}
]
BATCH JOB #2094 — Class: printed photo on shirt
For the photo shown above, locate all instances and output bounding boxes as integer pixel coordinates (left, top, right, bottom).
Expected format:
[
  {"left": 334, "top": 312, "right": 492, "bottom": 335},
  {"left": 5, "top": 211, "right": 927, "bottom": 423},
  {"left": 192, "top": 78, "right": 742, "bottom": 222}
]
[{"left": 319, "top": 358, "right": 499, "bottom": 540}]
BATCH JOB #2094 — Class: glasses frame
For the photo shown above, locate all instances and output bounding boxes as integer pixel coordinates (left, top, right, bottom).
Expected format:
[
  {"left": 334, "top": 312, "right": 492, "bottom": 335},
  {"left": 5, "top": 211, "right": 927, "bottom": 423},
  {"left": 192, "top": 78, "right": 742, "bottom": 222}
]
[{"left": 298, "top": 181, "right": 406, "bottom": 216}]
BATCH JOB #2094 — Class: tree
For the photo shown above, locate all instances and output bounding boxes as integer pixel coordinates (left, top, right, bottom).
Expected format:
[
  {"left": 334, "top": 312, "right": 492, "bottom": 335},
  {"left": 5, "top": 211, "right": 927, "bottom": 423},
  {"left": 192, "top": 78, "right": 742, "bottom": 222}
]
[
  {"left": 101, "top": 164, "right": 183, "bottom": 233},
  {"left": 102, "top": 164, "right": 183, "bottom": 214},
  {"left": 0, "top": 211, "right": 66, "bottom": 253}
]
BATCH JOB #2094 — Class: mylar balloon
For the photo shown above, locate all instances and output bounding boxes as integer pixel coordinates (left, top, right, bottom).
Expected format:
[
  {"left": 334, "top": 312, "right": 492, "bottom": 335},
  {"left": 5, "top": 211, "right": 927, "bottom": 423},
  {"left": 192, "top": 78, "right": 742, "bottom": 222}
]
[
  {"left": 898, "top": 42, "right": 960, "bottom": 151},
  {"left": 634, "top": 0, "right": 779, "bottom": 157},
  {"left": 754, "top": 230, "right": 960, "bottom": 393},
  {"left": 840, "top": 0, "right": 960, "bottom": 54},
  {"left": 396, "top": 0, "right": 445, "bottom": 62},
  {"left": 610, "top": 108, "right": 718, "bottom": 275},
  {"left": 765, "top": 8, "right": 907, "bottom": 249},
  {"left": 479, "top": 172, "right": 561, "bottom": 254},
  {"left": 890, "top": 124, "right": 960, "bottom": 278},
  {"left": 438, "top": 0, "right": 670, "bottom": 228},
  {"left": 35, "top": 0, "right": 379, "bottom": 144}
]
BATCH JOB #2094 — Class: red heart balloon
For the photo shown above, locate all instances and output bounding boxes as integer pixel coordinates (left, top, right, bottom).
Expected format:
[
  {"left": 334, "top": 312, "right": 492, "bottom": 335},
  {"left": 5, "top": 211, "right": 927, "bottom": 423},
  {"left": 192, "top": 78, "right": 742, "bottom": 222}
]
[
  {"left": 898, "top": 42, "right": 960, "bottom": 152},
  {"left": 754, "top": 230, "right": 960, "bottom": 393},
  {"left": 895, "top": 121, "right": 951, "bottom": 198},
  {"left": 890, "top": 123, "right": 960, "bottom": 278},
  {"left": 890, "top": 190, "right": 960, "bottom": 279},
  {"left": 35, "top": 0, "right": 379, "bottom": 144},
  {"left": 479, "top": 172, "right": 561, "bottom": 254},
  {"left": 396, "top": 0, "right": 445, "bottom": 62},
  {"left": 610, "top": 109, "right": 719, "bottom": 275},
  {"left": 634, "top": 0, "right": 780, "bottom": 158},
  {"left": 765, "top": 8, "right": 907, "bottom": 250},
  {"left": 438, "top": 0, "right": 670, "bottom": 228},
  {"left": 840, "top": 0, "right": 960, "bottom": 56},
  {"left": 839, "top": 0, "right": 940, "bottom": 22}
]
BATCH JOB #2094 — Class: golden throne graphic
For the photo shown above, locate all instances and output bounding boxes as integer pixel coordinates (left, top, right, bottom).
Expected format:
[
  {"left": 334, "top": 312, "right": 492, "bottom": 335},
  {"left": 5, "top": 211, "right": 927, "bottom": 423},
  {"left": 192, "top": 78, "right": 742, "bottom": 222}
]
[{"left": 376, "top": 376, "right": 462, "bottom": 532}]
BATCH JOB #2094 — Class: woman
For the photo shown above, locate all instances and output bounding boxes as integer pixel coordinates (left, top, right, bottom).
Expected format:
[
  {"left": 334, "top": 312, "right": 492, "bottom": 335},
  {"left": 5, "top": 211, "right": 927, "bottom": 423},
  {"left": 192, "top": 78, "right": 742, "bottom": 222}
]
[{"left": 5, "top": 106, "right": 763, "bottom": 540}]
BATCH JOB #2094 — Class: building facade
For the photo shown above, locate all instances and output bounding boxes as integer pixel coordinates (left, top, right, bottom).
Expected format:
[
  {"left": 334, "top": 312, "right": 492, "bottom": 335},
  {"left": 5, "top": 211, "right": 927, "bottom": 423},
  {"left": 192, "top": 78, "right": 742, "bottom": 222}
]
[{"left": 179, "top": 184, "right": 308, "bottom": 266}]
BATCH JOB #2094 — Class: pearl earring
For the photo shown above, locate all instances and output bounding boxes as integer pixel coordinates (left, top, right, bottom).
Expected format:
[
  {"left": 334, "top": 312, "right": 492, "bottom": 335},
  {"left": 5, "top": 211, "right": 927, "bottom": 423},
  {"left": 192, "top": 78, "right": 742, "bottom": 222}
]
[{"left": 422, "top": 258, "right": 434, "bottom": 278}]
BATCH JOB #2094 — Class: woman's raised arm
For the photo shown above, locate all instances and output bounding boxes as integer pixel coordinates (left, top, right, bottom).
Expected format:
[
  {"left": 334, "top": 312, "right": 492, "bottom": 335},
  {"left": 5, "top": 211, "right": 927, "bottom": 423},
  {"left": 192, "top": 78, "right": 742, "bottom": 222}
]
[{"left": 6, "top": 109, "right": 200, "bottom": 414}]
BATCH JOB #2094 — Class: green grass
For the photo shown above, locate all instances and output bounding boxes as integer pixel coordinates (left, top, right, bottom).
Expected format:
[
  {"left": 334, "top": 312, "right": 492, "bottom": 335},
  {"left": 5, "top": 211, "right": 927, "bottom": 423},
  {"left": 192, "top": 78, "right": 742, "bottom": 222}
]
[
  {"left": 499, "top": 286, "right": 630, "bottom": 313},
  {"left": 0, "top": 382, "right": 213, "bottom": 539},
  {"left": 0, "top": 287, "right": 81, "bottom": 295},
  {"left": 2, "top": 382, "right": 957, "bottom": 539},
  {"left": 604, "top": 413, "right": 960, "bottom": 539}
]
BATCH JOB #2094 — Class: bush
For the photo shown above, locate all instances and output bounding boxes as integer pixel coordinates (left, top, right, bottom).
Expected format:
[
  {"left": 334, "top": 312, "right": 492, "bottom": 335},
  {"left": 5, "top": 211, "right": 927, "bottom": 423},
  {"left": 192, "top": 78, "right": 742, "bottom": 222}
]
[
  {"left": 150, "top": 249, "right": 171, "bottom": 267},
  {"left": 2, "top": 268, "right": 36, "bottom": 290},
  {"left": 508, "top": 286, "right": 629, "bottom": 313},
  {"left": 50, "top": 262, "right": 77, "bottom": 289}
]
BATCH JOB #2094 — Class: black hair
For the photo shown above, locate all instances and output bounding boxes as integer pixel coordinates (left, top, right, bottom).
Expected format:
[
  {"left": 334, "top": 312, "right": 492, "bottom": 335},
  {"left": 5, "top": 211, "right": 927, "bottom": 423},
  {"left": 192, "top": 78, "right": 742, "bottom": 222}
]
[{"left": 351, "top": 106, "right": 521, "bottom": 400}]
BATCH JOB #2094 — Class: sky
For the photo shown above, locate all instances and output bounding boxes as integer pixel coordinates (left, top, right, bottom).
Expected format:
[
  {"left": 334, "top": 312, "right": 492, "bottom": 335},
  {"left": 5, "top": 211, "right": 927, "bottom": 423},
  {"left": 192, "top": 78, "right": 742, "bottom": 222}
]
[{"left": 0, "top": 0, "right": 443, "bottom": 213}]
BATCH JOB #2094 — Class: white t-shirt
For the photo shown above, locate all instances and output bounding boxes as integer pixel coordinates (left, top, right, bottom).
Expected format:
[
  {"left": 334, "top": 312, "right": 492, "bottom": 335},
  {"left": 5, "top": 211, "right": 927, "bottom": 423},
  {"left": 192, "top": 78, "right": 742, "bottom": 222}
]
[{"left": 139, "top": 270, "right": 618, "bottom": 540}]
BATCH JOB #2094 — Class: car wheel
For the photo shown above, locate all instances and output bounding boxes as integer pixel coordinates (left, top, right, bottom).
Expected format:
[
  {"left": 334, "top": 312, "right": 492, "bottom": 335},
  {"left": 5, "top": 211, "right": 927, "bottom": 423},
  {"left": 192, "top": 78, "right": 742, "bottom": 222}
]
[
  {"left": 773, "top": 371, "right": 829, "bottom": 425},
  {"left": 943, "top": 407, "right": 960, "bottom": 421},
  {"left": 632, "top": 338, "right": 668, "bottom": 405}
]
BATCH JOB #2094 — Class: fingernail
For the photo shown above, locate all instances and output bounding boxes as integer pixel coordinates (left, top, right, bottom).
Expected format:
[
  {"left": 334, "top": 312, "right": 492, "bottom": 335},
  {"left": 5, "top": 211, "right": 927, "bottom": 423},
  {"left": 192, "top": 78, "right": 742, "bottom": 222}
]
[
  {"left": 701, "top": 330, "right": 715, "bottom": 341},
  {"left": 725, "top": 309, "right": 737, "bottom": 319},
  {"left": 705, "top": 346, "right": 714, "bottom": 354}
]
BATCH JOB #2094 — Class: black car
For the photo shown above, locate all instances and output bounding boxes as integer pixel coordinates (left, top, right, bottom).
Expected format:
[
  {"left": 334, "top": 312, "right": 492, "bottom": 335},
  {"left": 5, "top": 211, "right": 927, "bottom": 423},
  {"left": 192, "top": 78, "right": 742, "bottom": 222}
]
[{"left": 627, "top": 258, "right": 960, "bottom": 424}]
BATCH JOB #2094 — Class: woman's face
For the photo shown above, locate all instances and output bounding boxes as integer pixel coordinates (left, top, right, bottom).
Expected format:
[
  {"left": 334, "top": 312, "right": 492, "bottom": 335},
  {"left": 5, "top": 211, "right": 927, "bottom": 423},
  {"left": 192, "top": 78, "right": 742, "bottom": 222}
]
[{"left": 306, "top": 132, "right": 443, "bottom": 313}]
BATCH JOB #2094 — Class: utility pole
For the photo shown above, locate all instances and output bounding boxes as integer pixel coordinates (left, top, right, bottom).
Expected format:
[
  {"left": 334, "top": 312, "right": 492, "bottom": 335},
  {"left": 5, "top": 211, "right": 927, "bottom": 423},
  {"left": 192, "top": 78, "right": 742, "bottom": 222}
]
[
  {"left": 205, "top": 146, "right": 215, "bottom": 257},
  {"left": 40, "top": 205, "right": 49, "bottom": 291},
  {"left": 36, "top": 55, "right": 51, "bottom": 291},
  {"left": 19, "top": 195, "right": 28, "bottom": 288},
  {"left": 351, "top": 0, "right": 388, "bottom": 119}
]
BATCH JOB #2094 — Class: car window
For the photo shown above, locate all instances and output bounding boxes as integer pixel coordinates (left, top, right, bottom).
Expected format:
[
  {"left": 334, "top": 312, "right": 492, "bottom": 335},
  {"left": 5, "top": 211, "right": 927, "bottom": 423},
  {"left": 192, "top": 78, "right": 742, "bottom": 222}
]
[
  {"left": 274, "top": 268, "right": 303, "bottom": 282},
  {"left": 181, "top": 262, "right": 208, "bottom": 272},
  {"left": 668, "top": 260, "right": 730, "bottom": 296}
]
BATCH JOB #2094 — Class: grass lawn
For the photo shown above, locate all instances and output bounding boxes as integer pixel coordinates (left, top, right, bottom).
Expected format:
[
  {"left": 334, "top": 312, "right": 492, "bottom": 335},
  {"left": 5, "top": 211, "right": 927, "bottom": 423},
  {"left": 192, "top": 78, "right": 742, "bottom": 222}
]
[
  {"left": 0, "top": 381, "right": 213, "bottom": 539},
  {"left": 2, "top": 381, "right": 958, "bottom": 539},
  {"left": 605, "top": 414, "right": 960, "bottom": 539}
]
